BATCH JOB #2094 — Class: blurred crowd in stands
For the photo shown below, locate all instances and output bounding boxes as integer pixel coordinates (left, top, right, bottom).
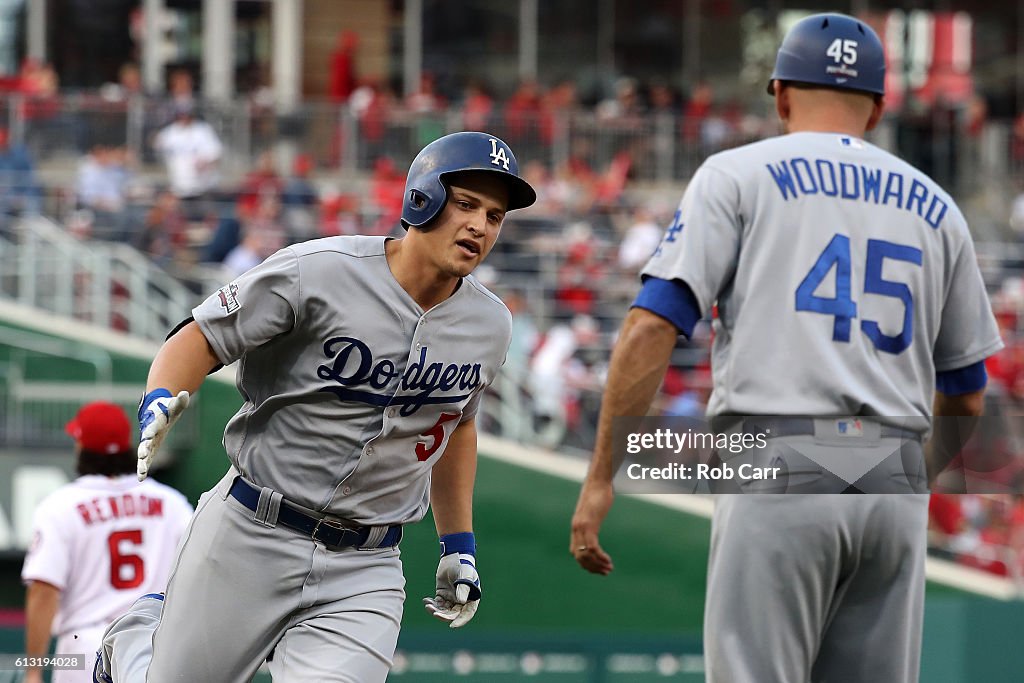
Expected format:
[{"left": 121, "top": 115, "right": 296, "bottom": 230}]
[
  {"left": 930, "top": 494, "right": 1024, "bottom": 581},
  {"left": 1, "top": 54, "right": 1024, "bottom": 585},
  {"left": 924, "top": 280, "right": 1024, "bottom": 581}
]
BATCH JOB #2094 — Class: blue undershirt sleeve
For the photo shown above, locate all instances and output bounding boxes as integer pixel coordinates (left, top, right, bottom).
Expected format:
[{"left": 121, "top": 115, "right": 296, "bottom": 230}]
[
  {"left": 935, "top": 360, "right": 987, "bottom": 395},
  {"left": 631, "top": 276, "right": 703, "bottom": 339}
]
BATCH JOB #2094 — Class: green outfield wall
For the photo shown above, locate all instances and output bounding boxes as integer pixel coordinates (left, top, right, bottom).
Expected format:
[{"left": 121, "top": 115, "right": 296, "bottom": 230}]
[{"left": 2, "top": 312, "right": 1024, "bottom": 682}]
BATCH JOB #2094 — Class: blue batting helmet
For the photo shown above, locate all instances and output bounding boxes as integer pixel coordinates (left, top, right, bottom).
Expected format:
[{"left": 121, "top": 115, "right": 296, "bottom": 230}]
[
  {"left": 767, "top": 13, "right": 886, "bottom": 96},
  {"left": 400, "top": 131, "right": 537, "bottom": 230}
]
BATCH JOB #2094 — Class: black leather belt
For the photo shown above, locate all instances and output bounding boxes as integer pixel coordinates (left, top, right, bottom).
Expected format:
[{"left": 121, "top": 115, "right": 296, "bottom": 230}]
[
  {"left": 228, "top": 477, "right": 402, "bottom": 549},
  {"left": 741, "top": 418, "right": 922, "bottom": 441}
]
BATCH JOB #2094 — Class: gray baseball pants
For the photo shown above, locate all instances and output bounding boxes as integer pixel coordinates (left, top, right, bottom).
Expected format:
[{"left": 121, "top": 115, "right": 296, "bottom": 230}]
[
  {"left": 703, "top": 492, "right": 928, "bottom": 683},
  {"left": 98, "top": 469, "right": 406, "bottom": 682}
]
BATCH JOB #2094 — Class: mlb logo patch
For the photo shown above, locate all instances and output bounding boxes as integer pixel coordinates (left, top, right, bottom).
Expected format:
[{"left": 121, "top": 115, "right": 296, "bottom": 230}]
[
  {"left": 838, "top": 136, "right": 864, "bottom": 149},
  {"left": 217, "top": 283, "right": 241, "bottom": 314},
  {"left": 835, "top": 419, "right": 863, "bottom": 437}
]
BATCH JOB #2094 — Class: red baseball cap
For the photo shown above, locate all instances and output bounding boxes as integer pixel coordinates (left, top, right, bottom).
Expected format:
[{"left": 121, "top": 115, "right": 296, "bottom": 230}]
[{"left": 65, "top": 402, "right": 132, "bottom": 454}]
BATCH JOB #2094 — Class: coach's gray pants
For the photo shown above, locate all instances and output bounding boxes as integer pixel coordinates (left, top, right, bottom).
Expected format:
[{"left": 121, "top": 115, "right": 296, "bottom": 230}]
[
  {"left": 101, "top": 469, "right": 406, "bottom": 683},
  {"left": 703, "top": 493, "right": 928, "bottom": 683}
]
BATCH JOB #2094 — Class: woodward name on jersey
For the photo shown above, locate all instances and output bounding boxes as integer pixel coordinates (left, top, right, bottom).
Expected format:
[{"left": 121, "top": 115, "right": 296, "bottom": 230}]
[{"left": 765, "top": 153, "right": 949, "bottom": 229}]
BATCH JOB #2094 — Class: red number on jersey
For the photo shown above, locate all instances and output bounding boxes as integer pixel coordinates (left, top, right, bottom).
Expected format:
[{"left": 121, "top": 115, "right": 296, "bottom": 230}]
[
  {"left": 108, "top": 529, "right": 145, "bottom": 589},
  {"left": 415, "top": 412, "right": 460, "bottom": 461}
]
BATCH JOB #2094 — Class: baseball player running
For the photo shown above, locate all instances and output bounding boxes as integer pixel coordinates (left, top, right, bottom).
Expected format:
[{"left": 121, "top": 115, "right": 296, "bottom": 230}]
[
  {"left": 93, "top": 131, "right": 536, "bottom": 683},
  {"left": 571, "top": 13, "right": 1001, "bottom": 683},
  {"left": 22, "top": 402, "right": 192, "bottom": 683}
]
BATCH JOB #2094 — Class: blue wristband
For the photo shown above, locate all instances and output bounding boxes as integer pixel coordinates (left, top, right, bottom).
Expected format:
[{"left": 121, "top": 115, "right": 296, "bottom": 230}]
[
  {"left": 138, "top": 388, "right": 172, "bottom": 426},
  {"left": 439, "top": 532, "right": 476, "bottom": 557}
]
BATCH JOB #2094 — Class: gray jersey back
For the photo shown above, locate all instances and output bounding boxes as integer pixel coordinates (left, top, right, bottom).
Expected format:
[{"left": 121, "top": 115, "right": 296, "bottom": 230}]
[
  {"left": 643, "top": 131, "right": 1002, "bottom": 420},
  {"left": 193, "top": 235, "right": 512, "bottom": 525}
]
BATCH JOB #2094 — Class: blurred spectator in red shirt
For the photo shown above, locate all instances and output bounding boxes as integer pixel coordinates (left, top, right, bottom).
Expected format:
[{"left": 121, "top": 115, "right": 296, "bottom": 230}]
[
  {"left": 965, "top": 93, "right": 987, "bottom": 138},
  {"left": 564, "top": 139, "right": 597, "bottom": 187},
  {"left": 985, "top": 295, "right": 1024, "bottom": 402},
  {"left": 329, "top": 31, "right": 359, "bottom": 103},
  {"left": 19, "top": 59, "right": 59, "bottom": 120},
  {"left": 237, "top": 151, "right": 283, "bottom": 217},
  {"left": 505, "top": 80, "right": 543, "bottom": 143},
  {"left": 929, "top": 493, "right": 965, "bottom": 537},
  {"left": 593, "top": 151, "right": 633, "bottom": 207},
  {"left": 406, "top": 72, "right": 445, "bottom": 114},
  {"left": 319, "top": 191, "right": 359, "bottom": 237},
  {"left": 959, "top": 504, "right": 1012, "bottom": 577},
  {"left": 540, "top": 80, "right": 577, "bottom": 144},
  {"left": 682, "top": 80, "right": 713, "bottom": 142},
  {"left": 556, "top": 227, "right": 606, "bottom": 317},
  {"left": 347, "top": 78, "right": 395, "bottom": 158},
  {"left": 461, "top": 80, "right": 494, "bottom": 132}
]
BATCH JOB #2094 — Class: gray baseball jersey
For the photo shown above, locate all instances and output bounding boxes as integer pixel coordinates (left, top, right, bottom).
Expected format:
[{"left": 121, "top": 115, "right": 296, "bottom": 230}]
[
  {"left": 643, "top": 131, "right": 1001, "bottom": 683},
  {"left": 95, "top": 235, "right": 513, "bottom": 683},
  {"left": 643, "top": 131, "right": 1002, "bottom": 422},
  {"left": 192, "top": 234, "right": 512, "bottom": 525}
]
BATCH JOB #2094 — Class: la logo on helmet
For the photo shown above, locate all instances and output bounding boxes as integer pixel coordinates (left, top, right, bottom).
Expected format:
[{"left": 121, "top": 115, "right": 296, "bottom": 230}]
[{"left": 488, "top": 138, "right": 510, "bottom": 170}]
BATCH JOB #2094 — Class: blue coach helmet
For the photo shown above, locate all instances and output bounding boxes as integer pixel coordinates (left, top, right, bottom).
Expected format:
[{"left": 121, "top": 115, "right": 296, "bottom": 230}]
[
  {"left": 767, "top": 13, "right": 886, "bottom": 96},
  {"left": 400, "top": 131, "right": 537, "bottom": 230}
]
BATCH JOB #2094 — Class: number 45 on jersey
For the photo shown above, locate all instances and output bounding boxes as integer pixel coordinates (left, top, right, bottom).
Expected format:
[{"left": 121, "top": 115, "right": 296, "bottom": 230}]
[{"left": 796, "top": 234, "right": 922, "bottom": 355}]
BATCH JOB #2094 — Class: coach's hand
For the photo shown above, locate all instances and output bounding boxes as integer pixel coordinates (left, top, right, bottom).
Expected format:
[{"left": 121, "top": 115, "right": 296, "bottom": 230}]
[
  {"left": 571, "top": 478, "right": 615, "bottom": 575},
  {"left": 137, "top": 388, "right": 190, "bottom": 481},
  {"left": 424, "top": 532, "right": 480, "bottom": 628}
]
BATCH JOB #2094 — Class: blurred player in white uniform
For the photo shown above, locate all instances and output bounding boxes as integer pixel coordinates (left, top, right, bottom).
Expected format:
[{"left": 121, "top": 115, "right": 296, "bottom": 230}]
[
  {"left": 571, "top": 13, "right": 1001, "bottom": 683},
  {"left": 21, "top": 402, "right": 192, "bottom": 683}
]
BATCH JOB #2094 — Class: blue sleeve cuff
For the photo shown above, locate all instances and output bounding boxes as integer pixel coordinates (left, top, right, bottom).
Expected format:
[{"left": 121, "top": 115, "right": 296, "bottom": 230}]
[
  {"left": 631, "top": 276, "right": 703, "bottom": 338},
  {"left": 439, "top": 532, "right": 476, "bottom": 557},
  {"left": 936, "top": 360, "right": 987, "bottom": 395}
]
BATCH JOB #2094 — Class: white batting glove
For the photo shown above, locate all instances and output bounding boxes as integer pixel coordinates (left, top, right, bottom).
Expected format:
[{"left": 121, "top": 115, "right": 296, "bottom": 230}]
[
  {"left": 423, "top": 532, "right": 481, "bottom": 628},
  {"left": 137, "top": 389, "right": 190, "bottom": 481}
]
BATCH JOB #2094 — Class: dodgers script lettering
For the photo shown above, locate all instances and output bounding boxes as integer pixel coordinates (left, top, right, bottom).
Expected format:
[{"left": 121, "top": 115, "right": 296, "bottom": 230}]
[{"left": 316, "top": 337, "right": 481, "bottom": 416}]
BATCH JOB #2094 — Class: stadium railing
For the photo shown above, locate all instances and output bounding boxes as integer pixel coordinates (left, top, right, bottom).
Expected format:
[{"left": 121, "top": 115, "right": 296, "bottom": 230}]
[
  {"left": 0, "top": 92, "right": 1018, "bottom": 196},
  {"left": 0, "top": 326, "right": 198, "bottom": 455},
  {"left": 0, "top": 215, "right": 220, "bottom": 341}
]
